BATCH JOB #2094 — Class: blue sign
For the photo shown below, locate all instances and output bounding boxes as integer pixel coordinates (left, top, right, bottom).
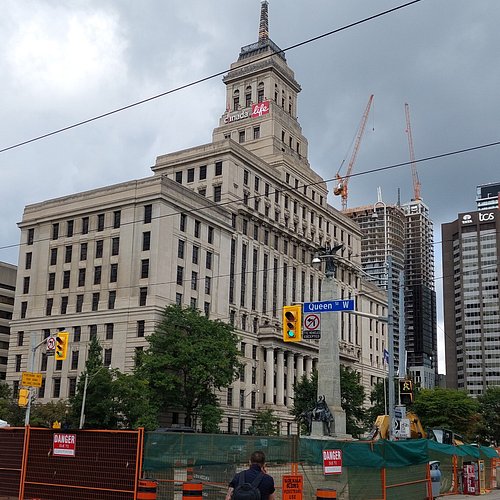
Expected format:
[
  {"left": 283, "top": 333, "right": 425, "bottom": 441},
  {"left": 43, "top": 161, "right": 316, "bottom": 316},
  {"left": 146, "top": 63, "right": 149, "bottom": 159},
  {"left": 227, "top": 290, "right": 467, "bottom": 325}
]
[{"left": 303, "top": 299, "right": 355, "bottom": 313}]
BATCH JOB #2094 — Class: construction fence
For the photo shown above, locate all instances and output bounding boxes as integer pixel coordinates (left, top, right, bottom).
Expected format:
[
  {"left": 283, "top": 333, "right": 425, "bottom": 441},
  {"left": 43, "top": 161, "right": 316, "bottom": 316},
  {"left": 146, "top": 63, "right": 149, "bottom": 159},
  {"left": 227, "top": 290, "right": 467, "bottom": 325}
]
[{"left": 1, "top": 427, "right": 498, "bottom": 499}]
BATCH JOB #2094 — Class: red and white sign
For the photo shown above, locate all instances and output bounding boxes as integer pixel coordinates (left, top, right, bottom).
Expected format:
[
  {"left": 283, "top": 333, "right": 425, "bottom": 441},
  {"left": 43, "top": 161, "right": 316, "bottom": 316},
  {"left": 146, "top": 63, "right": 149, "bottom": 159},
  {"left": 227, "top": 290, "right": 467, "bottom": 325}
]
[
  {"left": 251, "top": 101, "right": 270, "bottom": 118},
  {"left": 323, "top": 449, "right": 342, "bottom": 475},
  {"left": 53, "top": 433, "right": 76, "bottom": 457},
  {"left": 46, "top": 337, "right": 56, "bottom": 351},
  {"left": 304, "top": 313, "right": 320, "bottom": 331}
]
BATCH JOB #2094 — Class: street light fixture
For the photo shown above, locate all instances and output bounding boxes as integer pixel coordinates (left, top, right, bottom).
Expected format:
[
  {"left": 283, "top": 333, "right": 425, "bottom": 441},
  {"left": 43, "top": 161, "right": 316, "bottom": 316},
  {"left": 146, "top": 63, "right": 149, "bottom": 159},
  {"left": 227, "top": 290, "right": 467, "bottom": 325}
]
[
  {"left": 79, "top": 365, "right": 110, "bottom": 429},
  {"left": 238, "top": 390, "right": 259, "bottom": 435}
]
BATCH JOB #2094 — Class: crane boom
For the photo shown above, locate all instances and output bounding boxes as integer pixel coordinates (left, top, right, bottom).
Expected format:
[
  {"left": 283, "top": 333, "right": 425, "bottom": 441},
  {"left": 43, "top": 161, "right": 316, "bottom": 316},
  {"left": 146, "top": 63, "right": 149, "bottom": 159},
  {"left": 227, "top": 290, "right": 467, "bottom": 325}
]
[
  {"left": 404, "top": 103, "right": 421, "bottom": 201},
  {"left": 334, "top": 94, "right": 374, "bottom": 210}
]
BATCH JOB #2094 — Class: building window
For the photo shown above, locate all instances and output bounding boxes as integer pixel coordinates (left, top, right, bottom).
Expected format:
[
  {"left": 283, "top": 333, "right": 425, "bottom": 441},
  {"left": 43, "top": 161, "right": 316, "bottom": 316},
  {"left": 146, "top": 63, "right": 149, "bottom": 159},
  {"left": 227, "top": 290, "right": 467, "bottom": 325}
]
[
  {"left": 71, "top": 351, "right": 79, "bottom": 371},
  {"left": 180, "top": 213, "right": 187, "bottom": 232},
  {"left": 25, "top": 252, "right": 32, "bottom": 270},
  {"left": 253, "top": 126, "right": 260, "bottom": 140},
  {"left": 176, "top": 293, "right": 182, "bottom": 306},
  {"left": 94, "top": 266, "right": 102, "bottom": 285},
  {"left": 96, "top": 240, "right": 103, "bottom": 259},
  {"left": 63, "top": 270, "right": 71, "bottom": 289},
  {"left": 65, "top": 245, "right": 72, "bottom": 263},
  {"left": 46, "top": 298, "right": 53, "bottom": 316},
  {"left": 175, "top": 171, "right": 183, "bottom": 184},
  {"left": 74, "top": 326, "right": 81, "bottom": 342},
  {"left": 113, "top": 210, "right": 121, "bottom": 229},
  {"left": 214, "top": 185, "right": 222, "bottom": 202},
  {"left": 105, "top": 323, "right": 114, "bottom": 340},
  {"left": 137, "top": 320, "right": 145, "bottom": 337},
  {"left": 97, "top": 214, "right": 105, "bottom": 232},
  {"left": 15, "top": 354, "right": 21, "bottom": 372},
  {"left": 245, "top": 91, "right": 252, "bottom": 107},
  {"left": 76, "top": 295, "right": 84, "bottom": 313},
  {"left": 40, "top": 353, "right": 48, "bottom": 372},
  {"left": 142, "top": 232, "right": 151, "bottom": 251},
  {"left": 238, "top": 130, "right": 245, "bottom": 143},
  {"left": 206, "top": 251, "right": 213, "bottom": 270},
  {"left": 178, "top": 240, "right": 185, "bottom": 259},
  {"left": 111, "top": 237, "right": 120, "bottom": 256},
  {"left": 108, "top": 291, "right": 116, "bottom": 310},
  {"left": 176, "top": 266, "right": 184, "bottom": 285},
  {"left": 205, "top": 276, "right": 211, "bottom": 295},
  {"left": 190, "top": 297, "right": 197, "bottom": 309},
  {"left": 227, "top": 387, "right": 233, "bottom": 406},
  {"left": 61, "top": 296, "right": 68, "bottom": 315},
  {"left": 198, "top": 188, "right": 206, "bottom": 197},
  {"left": 215, "top": 161, "right": 223, "bottom": 176},
  {"left": 187, "top": 168, "right": 195, "bottom": 183},
  {"left": 106, "top": 265, "right": 117, "bottom": 285},
  {"left": 22, "top": 276, "right": 30, "bottom": 294},
  {"left": 92, "top": 292, "right": 100, "bottom": 311},
  {"left": 52, "top": 223, "right": 59, "bottom": 240},
  {"left": 243, "top": 169, "right": 249, "bottom": 185},
  {"left": 80, "top": 242, "right": 88, "bottom": 261},
  {"left": 204, "top": 302, "right": 210, "bottom": 317},
  {"left": 208, "top": 226, "right": 214, "bottom": 244},
  {"left": 50, "top": 248, "right": 58, "bottom": 266},
  {"left": 141, "top": 259, "right": 149, "bottom": 279},
  {"left": 194, "top": 220, "right": 201, "bottom": 238},
  {"left": 89, "top": 324, "right": 97, "bottom": 340},
  {"left": 104, "top": 349, "right": 112, "bottom": 367},
  {"left": 68, "top": 378, "right": 77, "bottom": 397},
  {"left": 27, "top": 228, "right": 34, "bottom": 245},
  {"left": 258, "top": 88, "right": 264, "bottom": 102},
  {"left": 199, "top": 165, "right": 207, "bottom": 180},
  {"left": 144, "top": 204, "right": 153, "bottom": 223},
  {"left": 67, "top": 220, "right": 74, "bottom": 237},
  {"left": 139, "top": 287, "right": 147, "bottom": 306},
  {"left": 17, "top": 331, "right": 24, "bottom": 347},
  {"left": 192, "top": 245, "right": 200, "bottom": 265},
  {"left": 81, "top": 216, "right": 89, "bottom": 234},
  {"left": 53, "top": 379, "right": 61, "bottom": 398},
  {"left": 191, "top": 271, "right": 198, "bottom": 290}
]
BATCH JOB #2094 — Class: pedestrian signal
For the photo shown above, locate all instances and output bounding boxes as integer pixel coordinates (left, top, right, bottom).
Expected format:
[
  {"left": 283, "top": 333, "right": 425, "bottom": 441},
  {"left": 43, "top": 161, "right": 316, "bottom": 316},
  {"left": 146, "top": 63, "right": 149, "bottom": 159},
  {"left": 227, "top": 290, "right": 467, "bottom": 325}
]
[
  {"left": 18, "top": 388, "right": 29, "bottom": 407},
  {"left": 399, "top": 379, "right": 414, "bottom": 404},
  {"left": 55, "top": 332, "right": 69, "bottom": 361},
  {"left": 282, "top": 305, "right": 302, "bottom": 342}
]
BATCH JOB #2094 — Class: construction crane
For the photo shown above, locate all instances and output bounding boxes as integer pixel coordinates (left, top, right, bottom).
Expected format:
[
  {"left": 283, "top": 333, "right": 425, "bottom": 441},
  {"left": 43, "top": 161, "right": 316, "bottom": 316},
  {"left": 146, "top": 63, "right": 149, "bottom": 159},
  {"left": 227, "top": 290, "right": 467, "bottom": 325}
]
[
  {"left": 334, "top": 94, "right": 374, "bottom": 210},
  {"left": 404, "top": 103, "right": 421, "bottom": 201}
]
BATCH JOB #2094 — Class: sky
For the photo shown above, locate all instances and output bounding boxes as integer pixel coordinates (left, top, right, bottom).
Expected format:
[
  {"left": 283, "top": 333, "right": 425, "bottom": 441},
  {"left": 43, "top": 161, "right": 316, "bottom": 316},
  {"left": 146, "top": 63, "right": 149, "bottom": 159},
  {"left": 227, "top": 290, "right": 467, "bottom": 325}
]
[{"left": 1, "top": 0, "right": 499, "bottom": 373}]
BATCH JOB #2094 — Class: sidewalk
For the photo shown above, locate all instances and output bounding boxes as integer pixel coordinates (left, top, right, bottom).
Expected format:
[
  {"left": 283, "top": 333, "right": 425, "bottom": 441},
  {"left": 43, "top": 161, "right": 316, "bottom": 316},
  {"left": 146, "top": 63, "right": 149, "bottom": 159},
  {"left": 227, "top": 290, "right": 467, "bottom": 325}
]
[{"left": 443, "top": 490, "right": 500, "bottom": 499}]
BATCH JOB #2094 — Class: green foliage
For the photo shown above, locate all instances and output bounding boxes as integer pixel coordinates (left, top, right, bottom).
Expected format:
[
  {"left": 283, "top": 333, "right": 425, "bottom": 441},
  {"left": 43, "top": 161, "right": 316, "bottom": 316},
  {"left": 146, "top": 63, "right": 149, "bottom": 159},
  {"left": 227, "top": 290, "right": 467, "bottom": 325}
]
[
  {"left": 251, "top": 409, "right": 278, "bottom": 436},
  {"left": 366, "top": 380, "right": 387, "bottom": 426},
  {"left": 340, "top": 365, "right": 366, "bottom": 438},
  {"left": 0, "top": 382, "right": 24, "bottom": 425},
  {"left": 477, "top": 387, "right": 500, "bottom": 445},
  {"left": 137, "top": 305, "right": 240, "bottom": 427},
  {"left": 199, "top": 404, "right": 223, "bottom": 434},
  {"left": 291, "top": 371, "right": 318, "bottom": 434},
  {"left": 30, "top": 400, "right": 70, "bottom": 428},
  {"left": 412, "top": 388, "right": 479, "bottom": 440}
]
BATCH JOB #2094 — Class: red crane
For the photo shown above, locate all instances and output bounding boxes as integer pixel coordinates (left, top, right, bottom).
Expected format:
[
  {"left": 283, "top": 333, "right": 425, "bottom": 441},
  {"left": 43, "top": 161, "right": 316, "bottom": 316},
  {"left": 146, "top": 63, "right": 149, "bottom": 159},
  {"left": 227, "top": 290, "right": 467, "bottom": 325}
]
[
  {"left": 404, "top": 103, "right": 421, "bottom": 201},
  {"left": 334, "top": 94, "right": 374, "bottom": 210}
]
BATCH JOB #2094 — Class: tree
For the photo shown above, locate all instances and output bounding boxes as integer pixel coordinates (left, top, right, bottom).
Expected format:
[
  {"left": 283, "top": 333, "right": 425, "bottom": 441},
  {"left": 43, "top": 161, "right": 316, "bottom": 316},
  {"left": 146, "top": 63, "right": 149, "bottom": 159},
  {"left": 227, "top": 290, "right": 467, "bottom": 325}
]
[
  {"left": 198, "top": 403, "right": 223, "bottom": 434},
  {"left": 290, "top": 367, "right": 366, "bottom": 437},
  {"left": 340, "top": 365, "right": 366, "bottom": 438},
  {"left": 30, "top": 400, "right": 69, "bottom": 428},
  {"left": 291, "top": 371, "right": 318, "bottom": 434},
  {"left": 137, "top": 305, "right": 241, "bottom": 428},
  {"left": 412, "top": 388, "right": 479, "bottom": 440},
  {"left": 68, "top": 336, "right": 118, "bottom": 429},
  {"left": 0, "top": 382, "right": 24, "bottom": 426},
  {"left": 477, "top": 387, "right": 500, "bottom": 445},
  {"left": 366, "top": 380, "right": 387, "bottom": 427},
  {"left": 250, "top": 409, "right": 278, "bottom": 436}
]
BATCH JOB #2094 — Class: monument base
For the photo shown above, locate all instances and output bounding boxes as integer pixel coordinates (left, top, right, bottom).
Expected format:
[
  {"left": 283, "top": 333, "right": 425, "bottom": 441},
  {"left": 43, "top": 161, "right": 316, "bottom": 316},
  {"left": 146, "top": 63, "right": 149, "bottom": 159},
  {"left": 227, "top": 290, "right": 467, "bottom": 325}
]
[{"left": 309, "top": 409, "right": 352, "bottom": 440}]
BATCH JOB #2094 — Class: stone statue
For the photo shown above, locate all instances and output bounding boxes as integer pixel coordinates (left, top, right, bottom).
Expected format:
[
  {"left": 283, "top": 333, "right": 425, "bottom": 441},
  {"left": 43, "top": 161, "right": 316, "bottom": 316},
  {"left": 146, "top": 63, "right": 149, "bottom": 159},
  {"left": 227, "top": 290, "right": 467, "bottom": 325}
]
[{"left": 299, "top": 395, "right": 334, "bottom": 436}]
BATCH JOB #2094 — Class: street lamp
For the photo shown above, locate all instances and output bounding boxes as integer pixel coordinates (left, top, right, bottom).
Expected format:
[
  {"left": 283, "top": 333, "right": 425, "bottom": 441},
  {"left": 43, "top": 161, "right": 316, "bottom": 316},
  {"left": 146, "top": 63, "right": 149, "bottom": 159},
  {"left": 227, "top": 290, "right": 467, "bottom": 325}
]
[
  {"left": 238, "top": 390, "right": 259, "bottom": 435},
  {"left": 79, "top": 365, "right": 110, "bottom": 429},
  {"left": 311, "top": 244, "right": 348, "bottom": 437}
]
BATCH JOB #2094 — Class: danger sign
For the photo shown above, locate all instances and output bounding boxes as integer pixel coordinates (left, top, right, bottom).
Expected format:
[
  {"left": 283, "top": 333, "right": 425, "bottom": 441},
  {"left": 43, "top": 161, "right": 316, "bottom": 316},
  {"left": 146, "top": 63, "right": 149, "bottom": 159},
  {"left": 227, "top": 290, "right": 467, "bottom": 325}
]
[
  {"left": 323, "top": 449, "right": 342, "bottom": 475},
  {"left": 53, "top": 433, "right": 76, "bottom": 457},
  {"left": 282, "top": 474, "right": 303, "bottom": 500}
]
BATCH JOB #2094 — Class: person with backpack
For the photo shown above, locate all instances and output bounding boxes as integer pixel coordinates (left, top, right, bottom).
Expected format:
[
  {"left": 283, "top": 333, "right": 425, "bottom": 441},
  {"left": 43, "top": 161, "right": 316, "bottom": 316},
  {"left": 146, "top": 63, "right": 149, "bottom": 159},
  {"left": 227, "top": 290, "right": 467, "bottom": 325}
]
[{"left": 225, "top": 450, "right": 276, "bottom": 499}]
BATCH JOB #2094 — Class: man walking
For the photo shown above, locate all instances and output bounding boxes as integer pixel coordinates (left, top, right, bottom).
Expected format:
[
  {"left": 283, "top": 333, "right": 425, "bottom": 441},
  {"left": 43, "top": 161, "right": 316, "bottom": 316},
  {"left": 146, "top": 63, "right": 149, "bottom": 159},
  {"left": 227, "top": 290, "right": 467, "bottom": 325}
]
[{"left": 225, "top": 450, "right": 275, "bottom": 499}]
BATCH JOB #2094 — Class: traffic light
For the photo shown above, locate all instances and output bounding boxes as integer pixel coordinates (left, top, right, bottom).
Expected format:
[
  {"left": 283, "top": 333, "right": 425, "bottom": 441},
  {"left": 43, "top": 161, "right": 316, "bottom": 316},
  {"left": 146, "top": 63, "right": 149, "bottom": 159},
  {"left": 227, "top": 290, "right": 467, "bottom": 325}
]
[
  {"left": 282, "top": 305, "right": 302, "bottom": 342},
  {"left": 18, "top": 388, "right": 29, "bottom": 407},
  {"left": 399, "top": 379, "right": 414, "bottom": 405},
  {"left": 55, "top": 331, "right": 69, "bottom": 361}
]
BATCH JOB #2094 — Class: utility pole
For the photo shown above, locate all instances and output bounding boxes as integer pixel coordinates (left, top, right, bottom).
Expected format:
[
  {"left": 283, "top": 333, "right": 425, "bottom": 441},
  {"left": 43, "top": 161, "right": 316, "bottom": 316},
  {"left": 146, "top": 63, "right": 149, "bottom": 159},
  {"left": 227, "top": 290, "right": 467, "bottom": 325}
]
[{"left": 387, "top": 256, "right": 396, "bottom": 440}]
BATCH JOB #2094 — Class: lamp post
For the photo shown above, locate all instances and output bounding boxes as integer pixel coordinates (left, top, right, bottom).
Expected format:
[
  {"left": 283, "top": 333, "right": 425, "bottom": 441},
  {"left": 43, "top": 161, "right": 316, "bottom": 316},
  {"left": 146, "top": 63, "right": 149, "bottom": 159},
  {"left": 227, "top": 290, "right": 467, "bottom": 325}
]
[
  {"left": 238, "top": 390, "right": 258, "bottom": 435},
  {"left": 311, "top": 244, "right": 348, "bottom": 437},
  {"left": 79, "top": 365, "right": 109, "bottom": 429}
]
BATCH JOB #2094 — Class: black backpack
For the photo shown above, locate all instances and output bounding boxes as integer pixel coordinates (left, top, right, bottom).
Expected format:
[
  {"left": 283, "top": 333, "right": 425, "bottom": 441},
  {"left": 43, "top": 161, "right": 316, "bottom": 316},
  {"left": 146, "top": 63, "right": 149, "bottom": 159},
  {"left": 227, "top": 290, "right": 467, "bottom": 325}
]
[{"left": 232, "top": 470, "right": 263, "bottom": 499}]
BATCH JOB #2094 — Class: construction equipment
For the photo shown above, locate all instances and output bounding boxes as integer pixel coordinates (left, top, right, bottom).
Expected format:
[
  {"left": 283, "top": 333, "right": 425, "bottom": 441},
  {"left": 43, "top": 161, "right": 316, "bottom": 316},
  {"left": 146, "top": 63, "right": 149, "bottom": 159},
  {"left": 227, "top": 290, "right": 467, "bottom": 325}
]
[
  {"left": 368, "top": 412, "right": 426, "bottom": 441},
  {"left": 404, "top": 103, "right": 421, "bottom": 201},
  {"left": 334, "top": 94, "right": 374, "bottom": 210}
]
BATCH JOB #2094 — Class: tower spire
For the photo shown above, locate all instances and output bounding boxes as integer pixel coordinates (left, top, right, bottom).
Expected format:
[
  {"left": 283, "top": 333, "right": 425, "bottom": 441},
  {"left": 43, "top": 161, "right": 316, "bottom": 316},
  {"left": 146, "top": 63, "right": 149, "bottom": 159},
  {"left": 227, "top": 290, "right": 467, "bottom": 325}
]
[{"left": 259, "top": 0, "right": 269, "bottom": 42}]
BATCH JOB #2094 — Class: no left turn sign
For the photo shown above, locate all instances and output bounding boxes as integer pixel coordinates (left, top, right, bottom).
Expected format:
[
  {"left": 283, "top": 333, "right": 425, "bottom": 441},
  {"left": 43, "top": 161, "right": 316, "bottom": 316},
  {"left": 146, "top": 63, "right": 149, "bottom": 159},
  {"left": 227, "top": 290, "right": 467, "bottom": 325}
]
[{"left": 304, "top": 314, "right": 320, "bottom": 331}]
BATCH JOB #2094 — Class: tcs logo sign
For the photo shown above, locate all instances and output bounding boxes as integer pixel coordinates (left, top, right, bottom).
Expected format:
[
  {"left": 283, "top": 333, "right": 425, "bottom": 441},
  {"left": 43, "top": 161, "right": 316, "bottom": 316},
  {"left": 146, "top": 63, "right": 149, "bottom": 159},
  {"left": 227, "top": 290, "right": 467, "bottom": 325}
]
[{"left": 479, "top": 212, "right": 495, "bottom": 222}]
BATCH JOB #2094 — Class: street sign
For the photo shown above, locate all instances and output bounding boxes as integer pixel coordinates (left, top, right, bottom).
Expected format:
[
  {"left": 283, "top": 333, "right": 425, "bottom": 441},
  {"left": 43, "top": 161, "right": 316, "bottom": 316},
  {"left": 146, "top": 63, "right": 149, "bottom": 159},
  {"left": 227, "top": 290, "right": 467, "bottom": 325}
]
[
  {"left": 282, "top": 474, "right": 303, "bottom": 500},
  {"left": 303, "top": 313, "right": 321, "bottom": 331},
  {"left": 46, "top": 337, "right": 56, "bottom": 351},
  {"left": 303, "top": 299, "right": 355, "bottom": 313},
  {"left": 303, "top": 331, "right": 321, "bottom": 340},
  {"left": 53, "top": 433, "right": 77, "bottom": 457},
  {"left": 21, "top": 372, "right": 43, "bottom": 388},
  {"left": 393, "top": 418, "right": 411, "bottom": 439}
]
